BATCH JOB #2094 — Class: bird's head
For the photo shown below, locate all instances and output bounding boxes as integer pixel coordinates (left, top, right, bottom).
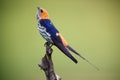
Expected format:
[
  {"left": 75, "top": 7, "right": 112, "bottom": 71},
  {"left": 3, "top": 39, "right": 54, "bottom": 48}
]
[{"left": 37, "top": 7, "right": 49, "bottom": 20}]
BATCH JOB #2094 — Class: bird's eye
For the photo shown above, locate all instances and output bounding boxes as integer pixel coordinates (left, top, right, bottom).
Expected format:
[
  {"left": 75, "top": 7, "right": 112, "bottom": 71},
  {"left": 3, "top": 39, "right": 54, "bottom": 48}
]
[{"left": 41, "top": 9, "right": 43, "bottom": 13}]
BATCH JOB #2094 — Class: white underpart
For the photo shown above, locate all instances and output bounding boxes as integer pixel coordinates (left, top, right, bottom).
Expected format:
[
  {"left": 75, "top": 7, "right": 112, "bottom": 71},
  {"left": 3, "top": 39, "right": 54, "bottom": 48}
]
[{"left": 38, "top": 22, "right": 53, "bottom": 43}]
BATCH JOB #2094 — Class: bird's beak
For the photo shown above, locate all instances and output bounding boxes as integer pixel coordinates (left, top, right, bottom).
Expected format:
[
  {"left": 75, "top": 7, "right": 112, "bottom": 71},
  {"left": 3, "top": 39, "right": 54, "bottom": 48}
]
[
  {"left": 36, "top": 6, "right": 41, "bottom": 20},
  {"left": 38, "top": 6, "right": 41, "bottom": 17}
]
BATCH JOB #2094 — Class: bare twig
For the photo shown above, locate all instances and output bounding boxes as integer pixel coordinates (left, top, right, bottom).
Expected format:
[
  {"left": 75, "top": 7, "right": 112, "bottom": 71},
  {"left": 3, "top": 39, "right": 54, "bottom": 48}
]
[{"left": 38, "top": 42, "right": 61, "bottom": 80}]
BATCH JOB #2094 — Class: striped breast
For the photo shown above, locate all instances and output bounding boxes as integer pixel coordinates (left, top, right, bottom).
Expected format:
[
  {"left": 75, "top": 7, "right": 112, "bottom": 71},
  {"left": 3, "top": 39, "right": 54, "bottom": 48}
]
[{"left": 38, "top": 22, "right": 53, "bottom": 43}]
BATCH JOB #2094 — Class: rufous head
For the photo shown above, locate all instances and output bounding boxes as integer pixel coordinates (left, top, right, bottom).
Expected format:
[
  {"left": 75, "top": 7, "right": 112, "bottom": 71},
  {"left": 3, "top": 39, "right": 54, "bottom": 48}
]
[{"left": 40, "top": 8, "right": 49, "bottom": 19}]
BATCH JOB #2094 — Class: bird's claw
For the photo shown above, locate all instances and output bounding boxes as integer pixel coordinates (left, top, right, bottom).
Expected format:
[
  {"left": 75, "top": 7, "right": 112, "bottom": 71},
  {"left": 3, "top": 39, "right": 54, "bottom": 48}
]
[{"left": 44, "top": 42, "right": 50, "bottom": 47}]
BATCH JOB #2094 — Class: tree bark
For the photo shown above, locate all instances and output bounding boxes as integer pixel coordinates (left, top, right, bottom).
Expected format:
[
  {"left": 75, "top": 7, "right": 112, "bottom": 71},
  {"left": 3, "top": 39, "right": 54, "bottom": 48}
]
[{"left": 38, "top": 42, "right": 61, "bottom": 80}]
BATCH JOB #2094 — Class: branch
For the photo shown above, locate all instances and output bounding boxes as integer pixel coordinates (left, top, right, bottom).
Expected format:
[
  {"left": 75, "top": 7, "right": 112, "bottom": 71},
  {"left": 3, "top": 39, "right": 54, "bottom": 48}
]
[{"left": 38, "top": 42, "right": 61, "bottom": 80}]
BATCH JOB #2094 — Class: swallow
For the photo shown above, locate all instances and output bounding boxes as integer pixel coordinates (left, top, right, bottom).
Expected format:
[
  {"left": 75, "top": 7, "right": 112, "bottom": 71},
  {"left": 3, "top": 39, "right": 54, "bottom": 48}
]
[{"left": 36, "top": 7, "right": 99, "bottom": 70}]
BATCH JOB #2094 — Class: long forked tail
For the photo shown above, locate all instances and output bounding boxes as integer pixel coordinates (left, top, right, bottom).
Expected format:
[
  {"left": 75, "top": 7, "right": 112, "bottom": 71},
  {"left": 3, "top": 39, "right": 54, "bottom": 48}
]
[{"left": 66, "top": 45, "right": 99, "bottom": 71}]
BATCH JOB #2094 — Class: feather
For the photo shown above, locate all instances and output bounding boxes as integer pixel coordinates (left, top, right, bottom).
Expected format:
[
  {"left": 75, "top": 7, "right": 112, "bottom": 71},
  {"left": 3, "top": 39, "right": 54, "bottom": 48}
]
[
  {"left": 52, "top": 36, "right": 78, "bottom": 63},
  {"left": 66, "top": 45, "right": 99, "bottom": 70}
]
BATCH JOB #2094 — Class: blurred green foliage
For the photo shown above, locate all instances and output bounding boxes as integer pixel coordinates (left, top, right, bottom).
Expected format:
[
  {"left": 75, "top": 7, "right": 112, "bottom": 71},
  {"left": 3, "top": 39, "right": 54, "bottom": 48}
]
[{"left": 0, "top": 0, "right": 120, "bottom": 80}]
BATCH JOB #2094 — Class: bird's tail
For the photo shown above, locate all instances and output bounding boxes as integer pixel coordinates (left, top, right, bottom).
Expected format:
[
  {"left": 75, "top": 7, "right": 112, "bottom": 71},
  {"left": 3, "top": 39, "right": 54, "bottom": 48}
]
[
  {"left": 54, "top": 43, "right": 78, "bottom": 63},
  {"left": 66, "top": 45, "right": 99, "bottom": 71}
]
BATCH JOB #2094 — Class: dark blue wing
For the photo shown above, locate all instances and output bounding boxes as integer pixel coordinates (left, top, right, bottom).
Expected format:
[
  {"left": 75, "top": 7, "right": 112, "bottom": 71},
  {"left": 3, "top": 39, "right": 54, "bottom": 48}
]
[
  {"left": 40, "top": 19, "right": 59, "bottom": 36},
  {"left": 40, "top": 19, "right": 63, "bottom": 44},
  {"left": 51, "top": 35, "right": 78, "bottom": 63}
]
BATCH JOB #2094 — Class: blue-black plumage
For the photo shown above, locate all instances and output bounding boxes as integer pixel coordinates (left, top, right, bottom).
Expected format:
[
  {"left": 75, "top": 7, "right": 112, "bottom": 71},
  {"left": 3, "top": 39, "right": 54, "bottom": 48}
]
[{"left": 36, "top": 7, "right": 99, "bottom": 70}]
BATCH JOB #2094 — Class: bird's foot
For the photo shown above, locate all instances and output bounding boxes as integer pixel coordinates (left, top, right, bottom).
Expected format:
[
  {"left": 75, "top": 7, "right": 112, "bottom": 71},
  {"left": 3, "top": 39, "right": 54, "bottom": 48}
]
[
  {"left": 44, "top": 42, "right": 50, "bottom": 46},
  {"left": 44, "top": 42, "right": 53, "bottom": 48},
  {"left": 44, "top": 42, "right": 53, "bottom": 55}
]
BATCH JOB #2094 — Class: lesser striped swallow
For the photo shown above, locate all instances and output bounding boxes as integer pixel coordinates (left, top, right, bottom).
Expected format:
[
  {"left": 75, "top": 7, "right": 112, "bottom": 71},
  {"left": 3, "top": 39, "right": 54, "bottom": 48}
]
[{"left": 36, "top": 7, "right": 99, "bottom": 70}]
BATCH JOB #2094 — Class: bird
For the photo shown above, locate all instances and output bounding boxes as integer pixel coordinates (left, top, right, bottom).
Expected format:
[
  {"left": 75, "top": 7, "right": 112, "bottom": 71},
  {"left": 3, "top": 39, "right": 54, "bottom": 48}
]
[{"left": 36, "top": 7, "right": 99, "bottom": 70}]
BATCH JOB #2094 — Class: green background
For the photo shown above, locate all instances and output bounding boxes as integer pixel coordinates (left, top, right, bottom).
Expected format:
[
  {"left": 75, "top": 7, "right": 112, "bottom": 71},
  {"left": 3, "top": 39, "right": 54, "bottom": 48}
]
[{"left": 0, "top": 0, "right": 120, "bottom": 80}]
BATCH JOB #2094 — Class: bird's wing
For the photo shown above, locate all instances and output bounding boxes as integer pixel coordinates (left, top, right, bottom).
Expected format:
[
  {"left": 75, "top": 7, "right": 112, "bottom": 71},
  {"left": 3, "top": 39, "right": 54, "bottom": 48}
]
[
  {"left": 51, "top": 35, "right": 78, "bottom": 63},
  {"left": 56, "top": 33, "right": 85, "bottom": 60}
]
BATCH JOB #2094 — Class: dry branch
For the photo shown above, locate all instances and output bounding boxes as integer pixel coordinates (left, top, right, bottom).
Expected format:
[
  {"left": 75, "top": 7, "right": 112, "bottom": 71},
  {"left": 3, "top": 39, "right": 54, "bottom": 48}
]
[{"left": 38, "top": 42, "right": 61, "bottom": 80}]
